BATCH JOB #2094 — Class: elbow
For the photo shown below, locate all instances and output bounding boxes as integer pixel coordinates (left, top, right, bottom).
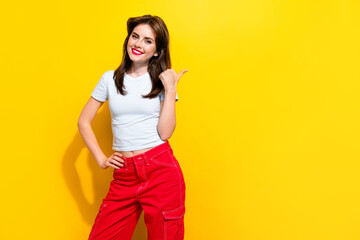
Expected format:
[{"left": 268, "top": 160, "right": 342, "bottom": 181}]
[
  {"left": 77, "top": 118, "right": 84, "bottom": 130},
  {"left": 77, "top": 121, "right": 84, "bottom": 134},
  {"left": 157, "top": 119, "right": 176, "bottom": 140},
  {"left": 77, "top": 118, "right": 89, "bottom": 132},
  {"left": 158, "top": 125, "right": 176, "bottom": 141},
  {"left": 159, "top": 133, "right": 172, "bottom": 141}
]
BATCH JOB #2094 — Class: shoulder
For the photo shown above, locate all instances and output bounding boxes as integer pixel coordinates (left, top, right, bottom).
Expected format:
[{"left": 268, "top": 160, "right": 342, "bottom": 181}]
[{"left": 101, "top": 70, "right": 115, "bottom": 81}]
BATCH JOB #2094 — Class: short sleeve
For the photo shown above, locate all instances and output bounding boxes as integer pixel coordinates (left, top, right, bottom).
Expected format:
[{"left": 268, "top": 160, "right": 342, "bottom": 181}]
[
  {"left": 159, "top": 89, "right": 179, "bottom": 102},
  {"left": 91, "top": 73, "right": 108, "bottom": 102}
]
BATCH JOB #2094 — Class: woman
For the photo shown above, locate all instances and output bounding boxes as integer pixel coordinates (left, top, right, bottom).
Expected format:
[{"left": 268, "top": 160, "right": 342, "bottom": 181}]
[{"left": 78, "top": 15, "right": 188, "bottom": 240}]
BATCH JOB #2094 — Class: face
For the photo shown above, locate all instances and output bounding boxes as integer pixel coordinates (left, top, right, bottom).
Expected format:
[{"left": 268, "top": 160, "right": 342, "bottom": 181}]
[{"left": 127, "top": 24, "right": 158, "bottom": 64}]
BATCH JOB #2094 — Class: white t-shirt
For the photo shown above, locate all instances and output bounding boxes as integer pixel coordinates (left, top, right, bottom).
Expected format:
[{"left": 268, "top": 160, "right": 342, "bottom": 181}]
[{"left": 91, "top": 70, "right": 178, "bottom": 151}]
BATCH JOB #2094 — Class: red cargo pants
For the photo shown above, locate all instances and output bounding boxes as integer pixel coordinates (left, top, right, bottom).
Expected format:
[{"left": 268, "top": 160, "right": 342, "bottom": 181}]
[{"left": 88, "top": 141, "right": 186, "bottom": 240}]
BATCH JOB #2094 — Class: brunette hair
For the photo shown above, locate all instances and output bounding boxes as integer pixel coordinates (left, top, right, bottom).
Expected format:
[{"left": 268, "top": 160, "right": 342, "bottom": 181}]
[{"left": 113, "top": 15, "right": 171, "bottom": 98}]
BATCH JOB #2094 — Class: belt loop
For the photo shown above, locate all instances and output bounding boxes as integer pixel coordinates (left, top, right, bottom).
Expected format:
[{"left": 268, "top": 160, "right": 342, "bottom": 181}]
[{"left": 143, "top": 153, "right": 150, "bottom": 166}]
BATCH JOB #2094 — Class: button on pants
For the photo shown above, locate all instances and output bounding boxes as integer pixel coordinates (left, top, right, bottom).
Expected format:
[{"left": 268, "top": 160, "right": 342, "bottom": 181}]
[{"left": 88, "top": 141, "right": 186, "bottom": 240}]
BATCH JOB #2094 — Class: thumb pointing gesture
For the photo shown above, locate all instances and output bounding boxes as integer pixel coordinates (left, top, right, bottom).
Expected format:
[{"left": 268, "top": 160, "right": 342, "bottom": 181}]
[
  {"left": 176, "top": 69, "right": 189, "bottom": 83},
  {"left": 159, "top": 68, "right": 189, "bottom": 92}
]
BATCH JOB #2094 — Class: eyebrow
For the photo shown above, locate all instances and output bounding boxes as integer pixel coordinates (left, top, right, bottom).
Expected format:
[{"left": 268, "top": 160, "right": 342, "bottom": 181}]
[{"left": 132, "top": 32, "right": 154, "bottom": 41}]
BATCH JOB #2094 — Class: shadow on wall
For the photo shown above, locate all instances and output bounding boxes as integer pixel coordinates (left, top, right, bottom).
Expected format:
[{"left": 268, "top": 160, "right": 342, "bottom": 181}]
[{"left": 61, "top": 101, "right": 147, "bottom": 239}]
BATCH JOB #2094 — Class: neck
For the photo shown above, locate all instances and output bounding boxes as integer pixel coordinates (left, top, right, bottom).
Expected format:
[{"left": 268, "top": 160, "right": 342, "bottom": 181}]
[{"left": 127, "top": 63, "right": 148, "bottom": 76}]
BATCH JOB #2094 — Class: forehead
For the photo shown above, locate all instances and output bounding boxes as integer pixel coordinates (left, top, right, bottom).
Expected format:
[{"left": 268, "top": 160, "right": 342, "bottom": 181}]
[{"left": 132, "top": 24, "right": 156, "bottom": 39}]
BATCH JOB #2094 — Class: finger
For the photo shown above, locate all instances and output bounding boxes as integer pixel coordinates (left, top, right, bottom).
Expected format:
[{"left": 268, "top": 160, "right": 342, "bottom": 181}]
[
  {"left": 177, "top": 69, "right": 188, "bottom": 79},
  {"left": 111, "top": 159, "right": 124, "bottom": 167},
  {"left": 114, "top": 156, "right": 124, "bottom": 162},
  {"left": 109, "top": 162, "right": 121, "bottom": 169},
  {"left": 114, "top": 152, "right": 123, "bottom": 157}
]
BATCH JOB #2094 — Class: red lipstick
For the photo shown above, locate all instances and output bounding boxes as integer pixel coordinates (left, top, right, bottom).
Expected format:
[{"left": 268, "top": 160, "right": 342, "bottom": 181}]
[{"left": 132, "top": 48, "right": 143, "bottom": 55}]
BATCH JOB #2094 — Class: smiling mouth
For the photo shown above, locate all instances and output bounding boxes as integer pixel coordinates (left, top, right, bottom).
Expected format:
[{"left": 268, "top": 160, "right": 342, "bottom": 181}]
[{"left": 132, "top": 48, "right": 143, "bottom": 55}]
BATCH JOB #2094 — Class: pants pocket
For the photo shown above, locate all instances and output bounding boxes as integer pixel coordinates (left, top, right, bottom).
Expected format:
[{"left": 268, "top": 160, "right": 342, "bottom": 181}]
[
  {"left": 149, "top": 149, "right": 177, "bottom": 168},
  {"left": 162, "top": 205, "right": 185, "bottom": 240}
]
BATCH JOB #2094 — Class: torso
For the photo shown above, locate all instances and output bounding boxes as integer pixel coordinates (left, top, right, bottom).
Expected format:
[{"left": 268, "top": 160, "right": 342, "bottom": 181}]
[
  {"left": 104, "top": 70, "right": 165, "bottom": 152},
  {"left": 117, "top": 146, "right": 155, "bottom": 157}
]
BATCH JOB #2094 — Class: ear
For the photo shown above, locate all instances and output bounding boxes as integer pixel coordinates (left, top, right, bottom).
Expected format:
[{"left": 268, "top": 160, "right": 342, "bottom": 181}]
[{"left": 154, "top": 52, "right": 159, "bottom": 57}]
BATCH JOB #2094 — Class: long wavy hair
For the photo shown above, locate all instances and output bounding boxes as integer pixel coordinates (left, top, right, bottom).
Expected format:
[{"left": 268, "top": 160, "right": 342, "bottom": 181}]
[{"left": 113, "top": 15, "right": 171, "bottom": 99}]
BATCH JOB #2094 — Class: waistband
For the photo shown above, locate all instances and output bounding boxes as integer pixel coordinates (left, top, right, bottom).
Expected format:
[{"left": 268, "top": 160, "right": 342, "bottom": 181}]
[{"left": 120, "top": 141, "right": 172, "bottom": 166}]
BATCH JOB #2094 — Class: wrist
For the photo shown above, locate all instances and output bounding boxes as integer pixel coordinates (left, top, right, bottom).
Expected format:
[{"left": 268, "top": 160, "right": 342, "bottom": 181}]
[
  {"left": 99, "top": 156, "right": 108, "bottom": 169},
  {"left": 164, "top": 89, "right": 176, "bottom": 98},
  {"left": 164, "top": 88, "right": 176, "bottom": 94}
]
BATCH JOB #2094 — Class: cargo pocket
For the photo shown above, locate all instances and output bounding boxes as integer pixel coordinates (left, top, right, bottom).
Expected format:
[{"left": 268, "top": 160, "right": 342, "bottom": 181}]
[{"left": 162, "top": 205, "right": 185, "bottom": 240}]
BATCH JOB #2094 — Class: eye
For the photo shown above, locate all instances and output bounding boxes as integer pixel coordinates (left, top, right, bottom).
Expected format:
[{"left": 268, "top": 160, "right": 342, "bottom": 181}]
[
  {"left": 146, "top": 40, "right": 152, "bottom": 44},
  {"left": 132, "top": 34, "right": 138, "bottom": 38}
]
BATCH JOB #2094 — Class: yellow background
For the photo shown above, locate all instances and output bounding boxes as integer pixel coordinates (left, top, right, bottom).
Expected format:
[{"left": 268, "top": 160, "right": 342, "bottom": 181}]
[{"left": 1, "top": 0, "right": 359, "bottom": 239}]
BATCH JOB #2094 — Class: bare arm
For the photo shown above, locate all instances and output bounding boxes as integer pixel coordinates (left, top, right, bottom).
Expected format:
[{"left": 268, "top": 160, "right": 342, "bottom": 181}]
[
  {"left": 157, "top": 90, "right": 177, "bottom": 140},
  {"left": 157, "top": 68, "right": 188, "bottom": 140},
  {"left": 77, "top": 97, "right": 123, "bottom": 169}
]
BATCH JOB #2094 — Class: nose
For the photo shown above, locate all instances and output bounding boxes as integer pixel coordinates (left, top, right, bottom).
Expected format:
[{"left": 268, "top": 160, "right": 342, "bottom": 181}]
[{"left": 133, "top": 39, "right": 143, "bottom": 49}]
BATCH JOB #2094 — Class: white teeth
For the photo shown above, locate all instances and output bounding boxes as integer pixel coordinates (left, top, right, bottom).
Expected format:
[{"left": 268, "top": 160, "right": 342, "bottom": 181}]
[{"left": 133, "top": 49, "right": 142, "bottom": 54}]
